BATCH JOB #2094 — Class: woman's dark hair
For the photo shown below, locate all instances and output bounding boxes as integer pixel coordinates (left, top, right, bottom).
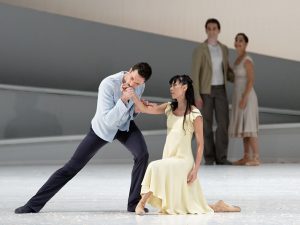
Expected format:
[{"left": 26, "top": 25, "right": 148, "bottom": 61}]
[
  {"left": 205, "top": 18, "right": 221, "bottom": 30},
  {"left": 169, "top": 75, "right": 195, "bottom": 131},
  {"left": 132, "top": 62, "right": 152, "bottom": 81},
  {"left": 235, "top": 33, "right": 249, "bottom": 43}
]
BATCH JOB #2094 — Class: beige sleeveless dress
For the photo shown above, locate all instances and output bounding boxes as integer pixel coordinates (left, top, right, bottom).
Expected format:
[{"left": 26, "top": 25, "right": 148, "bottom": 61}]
[{"left": 229, "top": 55, "right": 259, "bottom": 138}]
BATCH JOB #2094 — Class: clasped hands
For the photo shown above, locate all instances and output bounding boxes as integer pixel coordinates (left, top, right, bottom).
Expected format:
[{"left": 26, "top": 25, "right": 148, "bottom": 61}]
[
  {"left": 120, "top": 83, "right": 135, "bottom": 103},
  {"left": 120, "top": 83, "right": 156, "bottom": 111}
]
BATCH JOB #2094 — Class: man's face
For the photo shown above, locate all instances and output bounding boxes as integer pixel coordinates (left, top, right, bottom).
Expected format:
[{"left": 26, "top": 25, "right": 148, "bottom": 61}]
[
  {"left": 124, "top": 69, "right": 145, "bottom": 89},
  {"left": 205, "top": 23, "right": 220, "bottom": 40}
]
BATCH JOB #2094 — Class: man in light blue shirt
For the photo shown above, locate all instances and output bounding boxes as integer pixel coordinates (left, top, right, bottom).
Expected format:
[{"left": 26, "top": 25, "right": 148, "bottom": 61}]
[{"left": 15, "top": 62, "right": 152, "bottom": 214}]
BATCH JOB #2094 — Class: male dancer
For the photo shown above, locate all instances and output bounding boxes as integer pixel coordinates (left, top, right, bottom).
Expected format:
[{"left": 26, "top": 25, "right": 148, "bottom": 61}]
[{"left": 15, "top": 62, "right": 152, "bottom": 213}]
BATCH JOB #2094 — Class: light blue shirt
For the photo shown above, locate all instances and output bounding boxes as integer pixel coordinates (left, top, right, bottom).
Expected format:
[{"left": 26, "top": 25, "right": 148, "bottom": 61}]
[{"left": 91, "top": 71, "right": 145, "bottom": 142}]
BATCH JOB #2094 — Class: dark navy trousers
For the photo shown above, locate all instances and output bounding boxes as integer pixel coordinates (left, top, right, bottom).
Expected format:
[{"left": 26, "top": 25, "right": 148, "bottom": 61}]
[{"left": 25, "top": 121, "right": 149, "bottom": 212}]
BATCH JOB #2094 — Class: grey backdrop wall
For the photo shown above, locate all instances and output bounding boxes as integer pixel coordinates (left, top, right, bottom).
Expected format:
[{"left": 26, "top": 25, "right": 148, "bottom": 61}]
[
  {"left": 0, "top": 87, "right": 299, "bottom": 139},
  {"left": 1, "top": 3, "right": 300, "bottom": 110},
  {"left": 0, "top": 3, "right": 299, "bottom": 164},
  {"left": 0, "top": 88, "right": 169, "bottom": 139}
]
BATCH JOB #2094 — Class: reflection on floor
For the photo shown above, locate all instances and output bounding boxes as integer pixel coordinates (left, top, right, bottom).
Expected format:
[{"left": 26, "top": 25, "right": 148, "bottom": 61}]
[{"left": 0, "top": 163, "right": 299, "bottom": 225}]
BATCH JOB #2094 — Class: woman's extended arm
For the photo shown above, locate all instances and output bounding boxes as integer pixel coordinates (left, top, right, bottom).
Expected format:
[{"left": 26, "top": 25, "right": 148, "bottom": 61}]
[{"left": 129, "top": 88, "right": 168, "bottom": 114}]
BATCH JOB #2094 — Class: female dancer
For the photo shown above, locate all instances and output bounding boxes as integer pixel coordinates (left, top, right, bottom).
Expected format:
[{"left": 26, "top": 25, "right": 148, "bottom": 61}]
[{"left": 126, "top": 75, "right": 240, "bottom": 214}]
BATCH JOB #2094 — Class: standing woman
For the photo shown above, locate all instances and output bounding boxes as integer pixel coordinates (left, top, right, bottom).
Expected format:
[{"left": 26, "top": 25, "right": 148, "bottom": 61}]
[{"left": 229, "top": 33, "right": 260, "bottom": 166}]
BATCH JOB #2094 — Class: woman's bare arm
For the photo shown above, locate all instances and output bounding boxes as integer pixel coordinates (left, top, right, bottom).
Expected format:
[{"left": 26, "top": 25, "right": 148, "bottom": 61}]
[
  {"left": 130, "top": 90, "right": 168, "bottom": 114},
  {"left": 187, "top": 116, "right": 204, "bottom": 184}
]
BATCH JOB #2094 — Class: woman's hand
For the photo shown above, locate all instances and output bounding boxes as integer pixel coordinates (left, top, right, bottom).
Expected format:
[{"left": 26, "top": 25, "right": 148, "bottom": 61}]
[
  {"left": 239, "top": 96, "right": 247, "bottom": 109},
  {"left": 187, "top": 168, "right": 198, "bottom": 185}
]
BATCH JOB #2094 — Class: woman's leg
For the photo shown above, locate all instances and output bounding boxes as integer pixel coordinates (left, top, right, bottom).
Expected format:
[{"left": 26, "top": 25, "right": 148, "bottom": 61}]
[
  {"left": 245, "top": 137, "right": 260, "bottom": 166},
  {"left": 233, "top": 137, "right": 250, "bottom": 165}
]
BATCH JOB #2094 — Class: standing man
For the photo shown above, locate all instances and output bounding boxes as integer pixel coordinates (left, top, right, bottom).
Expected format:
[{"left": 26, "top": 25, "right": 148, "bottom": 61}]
[
  {"left": 192, "top": 18, "right": 234, "bottom": 165},
  {"left": 15, "top": 62, "right": 152, "bottom": 213}
]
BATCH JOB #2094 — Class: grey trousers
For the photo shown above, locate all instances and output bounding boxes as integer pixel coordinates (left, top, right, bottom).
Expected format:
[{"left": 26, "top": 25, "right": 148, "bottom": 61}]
[{"left": 201, "top": 85, "right": 229, "bottom": 163}]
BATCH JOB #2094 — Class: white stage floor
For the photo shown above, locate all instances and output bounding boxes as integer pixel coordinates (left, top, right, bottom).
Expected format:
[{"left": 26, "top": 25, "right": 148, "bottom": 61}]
[{"left": 1, "top": 163, "right": 299, "bottom": 225}]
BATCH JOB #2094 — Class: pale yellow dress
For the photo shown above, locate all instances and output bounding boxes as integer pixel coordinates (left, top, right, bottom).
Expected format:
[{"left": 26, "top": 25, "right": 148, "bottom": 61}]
[{"left": 141, "top": 103, "right": 214, "bottom": 214}]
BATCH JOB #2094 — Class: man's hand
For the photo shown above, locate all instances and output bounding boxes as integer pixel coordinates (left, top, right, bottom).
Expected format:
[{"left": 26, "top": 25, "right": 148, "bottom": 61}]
[
  {"left": 121, "top": 87, "right": 134, "bottom": 104},
  {"left": 195, "top": 97, "right": 203, "bottom": 109}
]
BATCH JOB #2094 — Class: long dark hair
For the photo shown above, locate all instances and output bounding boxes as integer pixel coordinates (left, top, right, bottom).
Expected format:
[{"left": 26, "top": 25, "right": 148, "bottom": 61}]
[{"left": 169, "top": 75, "right": 195, "bottom": 130}]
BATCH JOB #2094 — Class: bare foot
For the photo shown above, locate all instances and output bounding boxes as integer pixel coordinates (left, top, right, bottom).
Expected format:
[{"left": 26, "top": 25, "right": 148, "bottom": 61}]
[
  {"left": 158, "top": 209, "right": 164, "bottom": 214},
  {"left": 245, "top": 159, "right": 260, "bottom": 166},
  {"left": 135, "top": 201, "right": 146, "bottom": 215},
  {"left": 210, "top": 200, "right": 241, "bottom": 212},
  {"left": 233, "top": 158, "right": 250, "bottom": 165}
]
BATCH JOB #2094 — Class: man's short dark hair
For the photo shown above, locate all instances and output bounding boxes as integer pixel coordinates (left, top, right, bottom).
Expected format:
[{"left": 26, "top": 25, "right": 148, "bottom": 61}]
[
  {"left": 205, "top": 18, "right": 221, "bottom": 30},
  {"left": 132, "top": 62, "right": 152, "bottom": 81}
]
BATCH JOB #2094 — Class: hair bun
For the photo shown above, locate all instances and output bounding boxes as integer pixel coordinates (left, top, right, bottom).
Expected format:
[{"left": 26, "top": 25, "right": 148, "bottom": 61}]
[{"left": 182, "top": 74, "right": 193, "bottom": 84}]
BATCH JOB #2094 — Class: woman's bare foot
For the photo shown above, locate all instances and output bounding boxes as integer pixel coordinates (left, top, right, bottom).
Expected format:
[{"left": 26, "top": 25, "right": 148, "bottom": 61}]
[
  {"left": 245, "top": 155, "right": 260, "bottom": 166},
  {"left": 158, "top": 209, "right": 164, "bottom": 214},
  {"left": 210, "top": 200, "right": 241, "bottom": 212},
  {"left": 245, "top": 159, "right": 260, "bottom": 166},
  {"left": 135, "top": 200, "right": 146, "bottom": 215},
  {"left": 135, "top": 192, "right": 152, "bottom": 215},
  {"left": 233, "top": 158, "right": 250, "bottom": 165}
]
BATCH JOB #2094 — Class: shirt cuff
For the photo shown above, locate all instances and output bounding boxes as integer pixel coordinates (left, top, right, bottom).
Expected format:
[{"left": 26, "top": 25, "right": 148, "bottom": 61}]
[{"left": 116, "top": 99, "right": 128, "bottom": 114}]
